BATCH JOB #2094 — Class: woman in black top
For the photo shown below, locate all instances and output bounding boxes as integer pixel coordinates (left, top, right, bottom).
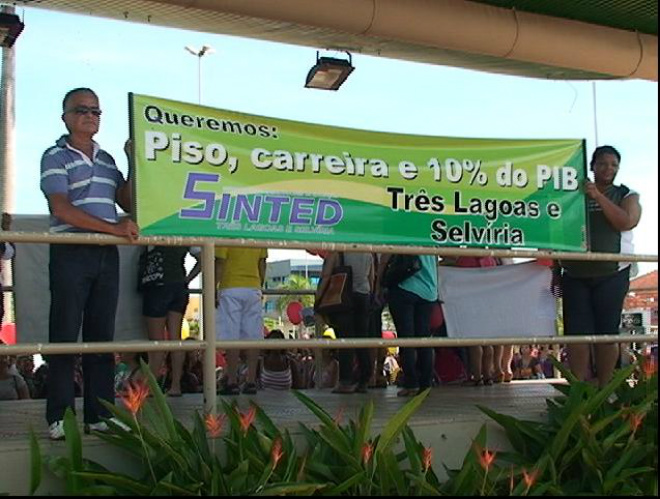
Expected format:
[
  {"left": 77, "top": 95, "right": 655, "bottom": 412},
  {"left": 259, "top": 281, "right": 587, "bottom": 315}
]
[
  {"left": 139, "top": 246, "right": 201, "bottom": 396},
  {"left": 560, "top": 146, "right": 642, "bottom": 387}
]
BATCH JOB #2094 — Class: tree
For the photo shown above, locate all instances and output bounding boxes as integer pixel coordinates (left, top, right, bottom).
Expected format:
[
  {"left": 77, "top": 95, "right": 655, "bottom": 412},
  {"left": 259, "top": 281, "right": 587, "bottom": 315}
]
[{"left": 276, "top": 274, "right": 314, "bottom": 317}]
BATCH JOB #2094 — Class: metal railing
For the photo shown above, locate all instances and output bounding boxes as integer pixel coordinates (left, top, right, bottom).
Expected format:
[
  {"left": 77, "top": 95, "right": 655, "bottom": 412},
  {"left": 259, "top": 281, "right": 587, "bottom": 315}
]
[{"left": 1, "top": 230, "right": 658, "bottom": 414}]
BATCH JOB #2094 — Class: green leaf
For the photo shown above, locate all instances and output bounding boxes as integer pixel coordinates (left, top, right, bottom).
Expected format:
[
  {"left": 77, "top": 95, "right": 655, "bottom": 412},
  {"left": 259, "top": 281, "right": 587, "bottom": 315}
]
[
  {"left": 559, "top": 440, "right": 584, "bottom": 472},
  {"left": 353, "top": 401, "right": 374, "bottom": 456},
  {"left": 139, "top": 359, "right": 178, "bottom": 440},
  {"left": 318, "top": 426, "right": 360, "bottom": 467},
  {"left": 63, "top": 409, "right": 82, "bottom": 472},
  {"left": 381, "top": 449, "right": 407, "bottom": 496},
  {"left": 605, "top": 444, "right": 652, "bottom": 483},
  {"left": 78, "top": 485, "right": 118, "bottom": 495},
  {"left": 192, "top": 412, "right": 212, "bottom": 464},
  {"left": 254, "top": 402, "right": 280, "bottom": 440},
  {"left": 292, "top": 391, "right": 352, "bottom": 453},
  {"left": 153, "top": 472, "right": 200, "bottom": 496},
  {"left": 590, "top": 408, "right": 626, "bottom": 435},
  {"left": 549, "top": 399, "right": 587, "bottom": 459},
  {"left": 227, "top": 459, "right": 250, "bottom": 495},
  {"left": 29, "top": 429, "right": 42, "bottom": 496},
  {"left": 376, "top": 389, "right": 429, "bottom": 454},
  {"left": 442, "top": 426, "right": 487, "bottom": 496},
  {"left": 45, "top": 456, "right": 72, "bottom": 480},
  {"left": 324, "top": 471, "right": 366, "bottom": 495},
  {"left": 411, "top": 475, "right": 443, "bottom": 496},
  {"left": 550, "top": 357, "right": 578, "bottom": 384},
  {"left": 257, "top": 483, "right": 326, "bottom": 496},
  {"left": 98, "top": 398, "right": 138, "bottom": 434},
  {"left": 62, "top": 408, "right": 84, "bottom": 493},
  {"left": 401, "top": 426, "right": 422, "bottom": 475},
  {"left": 602, "top": 423, "right": 634, "bottom": 451},
  {"left": 584, "top": 365, "right": 636, "bottom": 415},
  {"left": 73, "top": 471, "right": 152, "bottom": 495},
  {"left": 479, "top": 406, "right": 533, "bottom": 456}
]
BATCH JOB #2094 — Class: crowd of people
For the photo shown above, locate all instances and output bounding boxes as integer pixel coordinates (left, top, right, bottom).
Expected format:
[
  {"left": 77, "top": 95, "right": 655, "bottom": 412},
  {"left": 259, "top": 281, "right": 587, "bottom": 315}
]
[
  {"left": 0, "top": 88, "right": 646, "bottom": 442},
  {"left": 0, "top": 340, "right": 616, "bottom": 404}
]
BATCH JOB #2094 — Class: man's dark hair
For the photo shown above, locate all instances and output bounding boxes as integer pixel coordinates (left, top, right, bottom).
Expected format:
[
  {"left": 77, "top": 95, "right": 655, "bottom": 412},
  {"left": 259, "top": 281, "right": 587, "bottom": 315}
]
[
  {"left": 591, "top": 145, "right": 622, "bottom": 165},
  {"left": 62, "top": 88, "right": 97, "bottom": 112}
]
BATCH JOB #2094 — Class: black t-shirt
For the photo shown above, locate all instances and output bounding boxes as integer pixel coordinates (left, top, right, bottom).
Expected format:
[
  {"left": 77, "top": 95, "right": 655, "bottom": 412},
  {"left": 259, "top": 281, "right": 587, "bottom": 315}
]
[
  {"left": 141, "top": 246, "right": 192, "bottom": 287},
  {"left": 562, "top": 184, "right": 632, "bottom": 278}
]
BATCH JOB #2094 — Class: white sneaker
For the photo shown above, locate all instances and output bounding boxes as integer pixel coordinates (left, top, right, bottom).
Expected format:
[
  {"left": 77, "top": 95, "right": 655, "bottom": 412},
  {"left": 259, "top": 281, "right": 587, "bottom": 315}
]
[
  {"left": 48, "top": 421, "right": 66, "bottom": 441},
  {"left": 84, "top": 418, "right": 131, "bottom": 435}
]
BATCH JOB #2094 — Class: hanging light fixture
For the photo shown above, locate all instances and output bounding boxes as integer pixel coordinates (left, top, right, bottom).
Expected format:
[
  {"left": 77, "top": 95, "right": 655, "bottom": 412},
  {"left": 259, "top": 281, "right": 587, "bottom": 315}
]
[
  {"left": 305, "top": 51, "right": 354, "bottom": 91},
  {"left": 0, "top": 12, "right": 24, "bottom": 48}
]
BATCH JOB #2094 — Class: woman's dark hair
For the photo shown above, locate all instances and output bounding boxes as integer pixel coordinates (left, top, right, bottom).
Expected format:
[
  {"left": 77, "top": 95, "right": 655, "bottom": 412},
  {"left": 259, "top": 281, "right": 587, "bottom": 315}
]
[
  {"left": 267, "top": 329, "right": 285, "bottom": 340},
  {"left": 591, "top": 145, "right": 621, "bottom": 166},
  {"left": 265, "top": 329, "right": 287, "bottom": 355}
]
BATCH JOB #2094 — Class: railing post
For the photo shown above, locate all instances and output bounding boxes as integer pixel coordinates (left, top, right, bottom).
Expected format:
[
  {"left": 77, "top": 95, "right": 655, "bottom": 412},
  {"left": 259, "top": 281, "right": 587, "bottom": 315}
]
[{"left": 202, "top": 242, "right": 217, "bottom": 414}]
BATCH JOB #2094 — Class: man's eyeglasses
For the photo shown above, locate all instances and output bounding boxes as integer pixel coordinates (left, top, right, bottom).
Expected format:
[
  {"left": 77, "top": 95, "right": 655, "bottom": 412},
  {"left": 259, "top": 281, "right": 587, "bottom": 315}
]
[{"left": 66, "top": 106, "right": 102, "bottom": 117}]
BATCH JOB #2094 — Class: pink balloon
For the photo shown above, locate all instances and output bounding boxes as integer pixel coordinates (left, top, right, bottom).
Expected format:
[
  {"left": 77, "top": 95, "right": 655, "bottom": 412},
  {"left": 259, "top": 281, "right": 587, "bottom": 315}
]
[{"left": 286, "top": 301, "right": 303, "bottom": 325}]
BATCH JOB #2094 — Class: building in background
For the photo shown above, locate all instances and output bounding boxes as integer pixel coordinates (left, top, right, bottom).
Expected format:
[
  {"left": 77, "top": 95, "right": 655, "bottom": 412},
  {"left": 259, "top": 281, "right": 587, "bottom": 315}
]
[{"left": 624, "top": 270, "right": 658, "bottom": 327}]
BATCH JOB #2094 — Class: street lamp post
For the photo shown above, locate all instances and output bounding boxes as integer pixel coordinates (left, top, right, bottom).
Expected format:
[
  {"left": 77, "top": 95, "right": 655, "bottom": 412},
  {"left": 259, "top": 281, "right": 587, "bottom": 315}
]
[{"left": 185, "top": 45, "right": 215, "bottom": 104}]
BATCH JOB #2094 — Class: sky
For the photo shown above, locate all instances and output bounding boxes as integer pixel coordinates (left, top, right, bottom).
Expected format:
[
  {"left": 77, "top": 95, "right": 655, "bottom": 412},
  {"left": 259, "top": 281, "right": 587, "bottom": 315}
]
[{"left": 8, "top": 7, "right": 659, "bottom": 274}]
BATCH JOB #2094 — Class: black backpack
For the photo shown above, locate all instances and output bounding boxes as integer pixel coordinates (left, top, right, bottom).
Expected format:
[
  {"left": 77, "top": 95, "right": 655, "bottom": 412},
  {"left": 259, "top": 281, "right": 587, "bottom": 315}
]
[{"left": 383, "top": 255, "right": 422, "bottom": 288}]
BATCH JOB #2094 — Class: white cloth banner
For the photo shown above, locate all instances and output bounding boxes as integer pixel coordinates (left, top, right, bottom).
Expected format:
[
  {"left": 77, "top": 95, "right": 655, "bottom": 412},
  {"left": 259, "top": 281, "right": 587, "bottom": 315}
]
[
  {"left": 438, "top": 262, "right": 557, "bottom": 338},
  {"left": 12, "top": 215, "right": 147, "bottom": 343}
]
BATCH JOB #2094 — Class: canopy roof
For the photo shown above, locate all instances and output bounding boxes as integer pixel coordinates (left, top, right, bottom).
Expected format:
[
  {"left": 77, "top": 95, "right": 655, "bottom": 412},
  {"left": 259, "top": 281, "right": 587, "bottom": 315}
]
[
  {"left": 472, "top": 0, "right": 657, "bottom": 36},
  {"left": 18, "top": 0, "right": 658, "bottom": 80}
]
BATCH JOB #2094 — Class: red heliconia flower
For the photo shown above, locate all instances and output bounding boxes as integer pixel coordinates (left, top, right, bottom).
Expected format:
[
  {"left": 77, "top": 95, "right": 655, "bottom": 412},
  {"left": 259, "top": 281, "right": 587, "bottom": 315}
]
[
  {"left": 642, "top": 355, "right": 657, "bottom": 378},
  {"left": 205, "top": 413, "right": 226, "bottom": 438},
  {"left": 271, "top": 437, "right": 284, "bottom": 468},
  {"left": 422, "top": 447, "right": 434, "bottom": 472},
  {"left": 361, "top": 443, "right": 374, "bottom": 465},
  {"left": 121, "top": 381, "right": 150, "bottom": 416},
  {"left": 523, "top": 468, "right": 540, "bottom": 491},
  {"left": 474, "top": 444, "right": 497, "bottom": 472},
  {"left": 239, "top": 406, "right": 257, "bottom": 434},
  {"left": 630, "top": 413, "right": 645, "bottom": 434},
  {"left": 333, "top": 407, "right": 345, "bottom": 426}
]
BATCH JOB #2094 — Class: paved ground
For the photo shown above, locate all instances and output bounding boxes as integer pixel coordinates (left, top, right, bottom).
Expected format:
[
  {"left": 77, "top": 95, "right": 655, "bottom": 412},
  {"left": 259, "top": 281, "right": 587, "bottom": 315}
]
[{"left": 0, "top": 380, "right": 562, "bottom": 447}]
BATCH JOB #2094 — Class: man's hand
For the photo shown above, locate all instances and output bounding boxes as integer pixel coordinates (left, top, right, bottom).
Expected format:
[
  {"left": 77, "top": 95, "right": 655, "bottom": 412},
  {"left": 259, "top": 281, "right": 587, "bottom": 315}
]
[
  {"left": 584, "top": 180, "right": 603, "bottom": 201},
  {"left": 124, "top": 139, "right": 134, "bottom": 161},
  {"left": 1, "top": 213, "right": 11, "bottom": 231},
  {"left": 113, "top": 218, "right": 139, "bottom": 242}
]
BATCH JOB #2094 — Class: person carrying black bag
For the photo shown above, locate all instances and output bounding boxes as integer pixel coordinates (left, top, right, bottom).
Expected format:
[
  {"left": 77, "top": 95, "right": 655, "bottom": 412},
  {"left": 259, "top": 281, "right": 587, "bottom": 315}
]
[
  {"left": 315, "top": 252, "right": 374, "bottom": 394},
  {"left": 378, "top": 253, "right": 438, "bottom": 397}
]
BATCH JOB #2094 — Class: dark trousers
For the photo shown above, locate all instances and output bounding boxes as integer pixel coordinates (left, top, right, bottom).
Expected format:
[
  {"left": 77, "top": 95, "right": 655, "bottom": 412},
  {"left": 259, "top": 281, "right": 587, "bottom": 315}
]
[
  {"left": 330, "top": 292, "right": 372, "bottom": 386},
  {"left": 563, "top": 267, "right": 631, "bottom": 336},
  {"left": 388, "top": 287, "right": 435, "bottom": 389},
  {"left": 46, "top": 245, "right": 119, "bottom": 425}
]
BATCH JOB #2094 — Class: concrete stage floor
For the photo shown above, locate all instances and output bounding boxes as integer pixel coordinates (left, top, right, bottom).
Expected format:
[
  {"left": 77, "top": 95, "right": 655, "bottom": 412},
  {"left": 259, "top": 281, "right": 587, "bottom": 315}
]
[{"left": 0, "top": 380, "right": 563, "bottom": 495}]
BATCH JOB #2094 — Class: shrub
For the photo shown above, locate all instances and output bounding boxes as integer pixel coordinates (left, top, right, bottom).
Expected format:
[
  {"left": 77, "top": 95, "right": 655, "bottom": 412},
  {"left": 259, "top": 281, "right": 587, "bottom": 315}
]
[{"left": 29, "top": 358, "right": 658, "bottom": 496}]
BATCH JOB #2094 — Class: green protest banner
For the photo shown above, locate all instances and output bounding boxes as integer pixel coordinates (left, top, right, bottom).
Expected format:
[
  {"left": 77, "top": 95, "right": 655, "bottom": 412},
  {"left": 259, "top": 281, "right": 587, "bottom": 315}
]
[{"left": 130, "top": 94, "right": 588, "bottom": 251}]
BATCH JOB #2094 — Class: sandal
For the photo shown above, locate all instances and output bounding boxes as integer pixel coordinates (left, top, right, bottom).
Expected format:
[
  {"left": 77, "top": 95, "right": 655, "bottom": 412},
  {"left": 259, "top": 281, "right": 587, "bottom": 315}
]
[
  {"left": 462, "top": 377, "right": 483, "bottom": 387},
  {"left": 397, "top": 388, "right": 419, "bottom": 397},
  {"left": 332, "top": 384, "right": 356, "bottom": 394},
  {"left": 242, "top": 383, "right": 258, "bottom": 395},
  {"left": 219, "top": 383, "right": 240, "bottom": 396}
]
